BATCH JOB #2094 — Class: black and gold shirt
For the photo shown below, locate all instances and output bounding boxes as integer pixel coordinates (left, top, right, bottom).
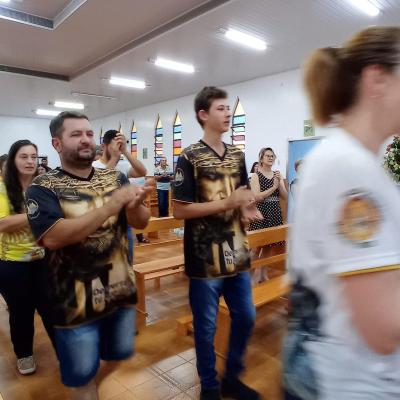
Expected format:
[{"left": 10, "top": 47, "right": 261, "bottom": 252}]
[
  {"left": 173, "top": 141, "right": 250, "bottom": 278},
  {"left": 26, "top": 168, "right": 136, "bottom": 327}
]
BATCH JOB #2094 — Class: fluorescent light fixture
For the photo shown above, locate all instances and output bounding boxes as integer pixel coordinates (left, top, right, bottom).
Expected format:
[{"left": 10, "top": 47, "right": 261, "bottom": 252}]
[
  {"left": 71, "top": 91, "right": 117, "bottom": 100},
  {"left": 0, "top": 0, "right": 11, "bottom": 4},
  {"left": 109, "top": 77, "right": 146, "bottom": 89},
  {"left": 224, "top": 28, "right": 267, "bottom": 51},
  {"left": 154, "top": 57, "right": 194, "bottom": 74},
  {"left": 36, "top": 109, "right": 60, "bottom": 117},
  {"left": 54, "top": 101, "right": 84, "bottom": 110},
  {"left": 347, "top": 0, "right": 380, "bottom": 17}
]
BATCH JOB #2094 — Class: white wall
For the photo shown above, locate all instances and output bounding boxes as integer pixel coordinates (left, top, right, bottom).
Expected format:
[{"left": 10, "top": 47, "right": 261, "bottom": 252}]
[
  {"left": 92, "top": 68, "right": 336, "bottom": 175},
  {"left": 0, "top": 116, "right": 60, "bottom": 168},
  {"left": 0, "top": 68, "right": 337, "bottom": 173}
]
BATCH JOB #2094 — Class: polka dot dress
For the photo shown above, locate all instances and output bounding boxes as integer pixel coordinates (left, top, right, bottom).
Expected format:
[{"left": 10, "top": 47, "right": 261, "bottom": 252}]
[{"left": 249, "top": 171, "right": 285, "bottom": 244}]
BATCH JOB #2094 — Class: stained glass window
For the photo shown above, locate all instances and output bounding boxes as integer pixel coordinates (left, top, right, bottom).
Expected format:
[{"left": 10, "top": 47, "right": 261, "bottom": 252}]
[
  {"left": 130, "top": 120, "right": 138, "bottom": 157},
  {"left": 173, "top": 112, "right": 182, "bottom": 170},
  {"left": 231, "top": 98, "right": 246, "bottom": 151},
  {"left": 154, "top": 114, "right": 163, "bottom": 166}
]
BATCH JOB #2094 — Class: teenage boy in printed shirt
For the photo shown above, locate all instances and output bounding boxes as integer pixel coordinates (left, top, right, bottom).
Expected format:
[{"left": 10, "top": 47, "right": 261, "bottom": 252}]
[
  {"left": 173, "top": 87, "right": 263, "bottom": 400},
  {"left": 26, "top": 111, "right": 151, "bottom": 400}
]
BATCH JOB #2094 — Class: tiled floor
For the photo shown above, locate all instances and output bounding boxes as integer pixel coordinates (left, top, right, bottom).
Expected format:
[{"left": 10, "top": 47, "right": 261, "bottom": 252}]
[{"left": 0, "top": 238, "right": 287, "bottom": 400}]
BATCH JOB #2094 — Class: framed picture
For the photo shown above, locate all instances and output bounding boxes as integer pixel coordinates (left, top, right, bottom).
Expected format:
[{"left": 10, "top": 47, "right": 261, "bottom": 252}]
[
  {"left": 287, "top": 136, "right": 324, "bottom": 222},
  {"left": 37, "top": 156, "right": 48, "bottom": 165}
]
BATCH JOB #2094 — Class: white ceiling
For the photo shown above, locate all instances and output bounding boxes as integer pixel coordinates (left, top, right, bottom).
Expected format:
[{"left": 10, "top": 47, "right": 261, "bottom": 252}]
[{"left": 1, "top": 0, "right": 400, "bottom": 120}]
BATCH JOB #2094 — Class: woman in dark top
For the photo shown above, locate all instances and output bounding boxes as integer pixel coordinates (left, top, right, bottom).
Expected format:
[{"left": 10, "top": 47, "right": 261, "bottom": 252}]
[{"left": 249, "top": 147, "right": 287, "bottom": 283}]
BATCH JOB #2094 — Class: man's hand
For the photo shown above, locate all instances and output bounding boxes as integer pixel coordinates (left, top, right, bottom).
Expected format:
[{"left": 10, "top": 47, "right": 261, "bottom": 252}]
[
  {"left": 104, "top": 185, "right": 142, "bottom": 216},
  {"left": 125, "top": 184, "right": 153, "bottom": 211},
  {"left": 241, "top": 203, "right": 263, "bottom": 226},
  {"left": 109, "top": 139, "right": 122, "bottom": 160},
  {"left": 225, "top": 186, "right": 256, "bottom": 210},
  {"left": 115, "top": 133, "right": 128, "bottom": 155}
]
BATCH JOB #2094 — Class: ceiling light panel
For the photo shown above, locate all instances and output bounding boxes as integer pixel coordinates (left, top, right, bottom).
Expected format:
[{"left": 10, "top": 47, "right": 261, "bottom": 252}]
[
  {"left": 109, "top": 77, "right": 146, "bottom": 89},
  {"left": 224, "top": 28, "right": 267, "bottom": 51},
  {"left": 154, "top": 57, "right": 195, "bottom": 73}
]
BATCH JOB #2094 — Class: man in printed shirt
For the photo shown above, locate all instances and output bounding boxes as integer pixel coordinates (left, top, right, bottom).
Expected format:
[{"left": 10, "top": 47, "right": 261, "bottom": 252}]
[
  {"left": 26, "top": 111, "right": 151, "bottom": 400},
  {"left": 173, "top": 87, "right": 262, "bottom": 400}
]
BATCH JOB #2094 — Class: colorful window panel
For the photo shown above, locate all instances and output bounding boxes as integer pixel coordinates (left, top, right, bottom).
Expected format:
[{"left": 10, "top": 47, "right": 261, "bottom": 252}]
[
  {"left": 154, "top": 115, "right": 163, "bottom": 166},
  {"left": 130, "top": 121, "right": 138, "bottom": 158},
  {"left": 231, "top": 99, "right": 246, "bottom": 151},
  {"left": 173, "top": 112, "right": 182, "bottom": 170}
]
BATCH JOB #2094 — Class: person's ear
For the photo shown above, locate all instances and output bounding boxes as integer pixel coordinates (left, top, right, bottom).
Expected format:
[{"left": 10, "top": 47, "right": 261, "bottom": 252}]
[
  {"left": 198, "top": 110, "right": 208, "bottom": 125},
  {"left": 52, "top": 137, "right": 62, "bottom": 154}
]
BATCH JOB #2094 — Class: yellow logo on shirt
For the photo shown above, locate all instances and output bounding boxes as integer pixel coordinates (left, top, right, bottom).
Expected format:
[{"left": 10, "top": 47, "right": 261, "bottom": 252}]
[{"left": 337, "top": 192, "right": 381, "bottom": 244}]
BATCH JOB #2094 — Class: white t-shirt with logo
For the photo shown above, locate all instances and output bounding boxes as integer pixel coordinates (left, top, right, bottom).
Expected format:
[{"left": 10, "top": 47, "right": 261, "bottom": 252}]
[
  {"left": 286, "top": 129, "right": 400, "bottom": 399},
  {"left": 92, "top": 159, "right": 131, "bottom": 177}
]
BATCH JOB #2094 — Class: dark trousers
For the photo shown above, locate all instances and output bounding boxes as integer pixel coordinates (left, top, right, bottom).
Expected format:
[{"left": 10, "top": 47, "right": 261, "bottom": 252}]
[
  {"left": 284, "top": 390, "right": 304, "bottom": 400},
  {"left": 157, "top": 189, "right": 169, "bottom": 217},
  {"left": 0, "top": 259, "right": 54, "bottom": 358},
  {"left": 189, "top": 272, "right": 256, "bottom": 389}
]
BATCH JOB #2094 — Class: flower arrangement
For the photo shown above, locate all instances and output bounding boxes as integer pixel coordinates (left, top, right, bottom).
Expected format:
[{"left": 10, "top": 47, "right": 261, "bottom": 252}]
[{"left": 383, "top": 136, "right": 400, "bottom": 183}]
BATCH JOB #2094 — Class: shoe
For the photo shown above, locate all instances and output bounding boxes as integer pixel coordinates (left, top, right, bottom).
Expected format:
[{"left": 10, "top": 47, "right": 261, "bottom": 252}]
[
  {"left": 221, "top": 378, "right": 261, "bottom": 399},
  {"left": 200, "top": 387, "right": 222, "bottom": 400},
  {"left": 17, "top": 356, "right": 36, "bottom": 375}
]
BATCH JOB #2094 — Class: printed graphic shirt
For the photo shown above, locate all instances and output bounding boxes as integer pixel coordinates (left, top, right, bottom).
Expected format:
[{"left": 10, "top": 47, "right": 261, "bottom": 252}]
[
  {"left": 285, "top": 130, "right": 400, "bottom": 399},
  {"left": 0, "top": 181, "right": 44, "bottom": 261},
  {"left": 26, "top": 168, "right": 136, "bottom": 327},
  {"left": 173, "top": 141, "right": 250, "bottom": 278}
]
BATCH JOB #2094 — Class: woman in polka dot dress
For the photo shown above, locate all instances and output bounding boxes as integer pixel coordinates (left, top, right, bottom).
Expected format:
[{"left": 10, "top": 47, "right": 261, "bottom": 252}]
[{"left": 249, "top": 147, "right": 287, "bottom": 283}]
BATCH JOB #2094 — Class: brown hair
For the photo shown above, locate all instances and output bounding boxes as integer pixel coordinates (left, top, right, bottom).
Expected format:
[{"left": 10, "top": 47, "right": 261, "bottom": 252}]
[
  {"left": 258, "top": 147, "right": 275, "bottom": 165},
  {"left": 194, "top": 86, "right": 227, "bottom": 127},
  {"left": 50, "top": 111, "right": 89, "bottom": 138},
  {"left": 304, "top": 26, "right": 400, "bottom": 125}
]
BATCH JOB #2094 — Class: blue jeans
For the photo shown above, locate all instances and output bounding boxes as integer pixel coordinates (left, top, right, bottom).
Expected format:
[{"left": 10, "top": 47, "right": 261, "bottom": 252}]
[
  {"left": 127, "top": 227, "right": 133, "bottom": 265},
  {"left": 157, "top": 189, "right": 169, "bottom": 217},
  {"left": 189, "top": 272, "right": 256, "bottom": 389},
  {"left": 54, "top": 307, "right": 135, "bottom": 387}
]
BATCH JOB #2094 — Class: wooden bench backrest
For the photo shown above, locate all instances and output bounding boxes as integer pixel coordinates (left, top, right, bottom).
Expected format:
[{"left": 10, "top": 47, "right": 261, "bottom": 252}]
[
  {"left": 247, "top": 225, "right": 288, "bottom": 249},
  {"left": 134, "top": 255, "right": 184, "bottom": 274},
  {"left": 134, "top": 216, "right": 184, "bottom": 234}
]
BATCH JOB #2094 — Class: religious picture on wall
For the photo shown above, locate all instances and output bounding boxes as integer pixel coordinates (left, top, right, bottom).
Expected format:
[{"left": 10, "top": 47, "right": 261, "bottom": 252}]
[{"left": 287, "top": 137, "right": 323, "bottom": 222}]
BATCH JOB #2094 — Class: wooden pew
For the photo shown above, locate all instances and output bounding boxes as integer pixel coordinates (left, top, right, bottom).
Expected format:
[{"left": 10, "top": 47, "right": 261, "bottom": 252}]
[
  {"left": 134, "top": 255, "right": 185, "bottom": 327},
  {"left": 176, "top": 225, "right": 290, "bottom": 357},
  {"left": 134, "top": 216, "right": 184, "bottom": 234},
  {"left": 134, "top": 216, "right": 184, "bottom": 246}
]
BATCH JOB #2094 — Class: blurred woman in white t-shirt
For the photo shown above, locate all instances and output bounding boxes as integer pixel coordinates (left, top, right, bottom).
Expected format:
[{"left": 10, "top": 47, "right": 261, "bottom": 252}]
[{"left": 283, "top": 27, "right": 400, "bottom": 400}]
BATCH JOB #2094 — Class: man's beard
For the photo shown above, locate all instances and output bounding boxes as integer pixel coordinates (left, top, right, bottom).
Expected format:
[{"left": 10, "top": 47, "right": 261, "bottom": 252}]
[{"left": 65, "top": 147, "right": 95, "bottom": 167}]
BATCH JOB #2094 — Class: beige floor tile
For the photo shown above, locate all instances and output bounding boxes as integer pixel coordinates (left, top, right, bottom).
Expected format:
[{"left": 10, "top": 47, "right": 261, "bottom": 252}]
[
  {"left": 113, "top": 367, "right": 157, "bottom": 390},
  {"left": 131, "top": 376, "right": 181, "bottom": 400},
  {"left": 163, "top": 363, "right": 199, "bottom": 391},
  {"left": 108, "top": 391, "right": 138, "bottom": 400},
  {"left": 98, "top": 376, "right": 127, "bottom": 400},
  {"left": 151, "top": 355, "right": 186, "bottom": 374},
  {"left": 177, "top": 348, "right": 196, "bottom": 362},
  {"left": 185, "top": 384, "right": 201, "bottom": 399},
  {"left": 170, "top": 393, "right": 192, "bottom": 400}
]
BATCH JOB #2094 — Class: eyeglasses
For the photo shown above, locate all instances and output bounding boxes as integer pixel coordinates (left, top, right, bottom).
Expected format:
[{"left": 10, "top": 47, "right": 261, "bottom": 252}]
[{"left": 265, "top": 155, "right": 275, "bottom": 159}]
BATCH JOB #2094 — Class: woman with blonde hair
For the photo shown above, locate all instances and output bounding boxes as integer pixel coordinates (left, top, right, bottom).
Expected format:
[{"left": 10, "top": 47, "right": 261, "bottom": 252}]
[
  {"left": 249, "top": 147, "right": 287, "bottom": 283},
  {"left": 283, "top": 27, "right": 400, "bottom": 399}
]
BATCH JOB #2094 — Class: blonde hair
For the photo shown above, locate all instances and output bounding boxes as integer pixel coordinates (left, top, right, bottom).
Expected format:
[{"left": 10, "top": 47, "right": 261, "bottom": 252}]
[{"left": 304, "top": 27, "right": 400, "bottom": 125}]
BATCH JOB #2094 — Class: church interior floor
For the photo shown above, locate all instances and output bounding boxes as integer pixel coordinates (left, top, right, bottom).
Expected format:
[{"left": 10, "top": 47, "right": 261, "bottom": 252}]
[{"left": 0, "top": 235, "right": 287, "bottom": 400}]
